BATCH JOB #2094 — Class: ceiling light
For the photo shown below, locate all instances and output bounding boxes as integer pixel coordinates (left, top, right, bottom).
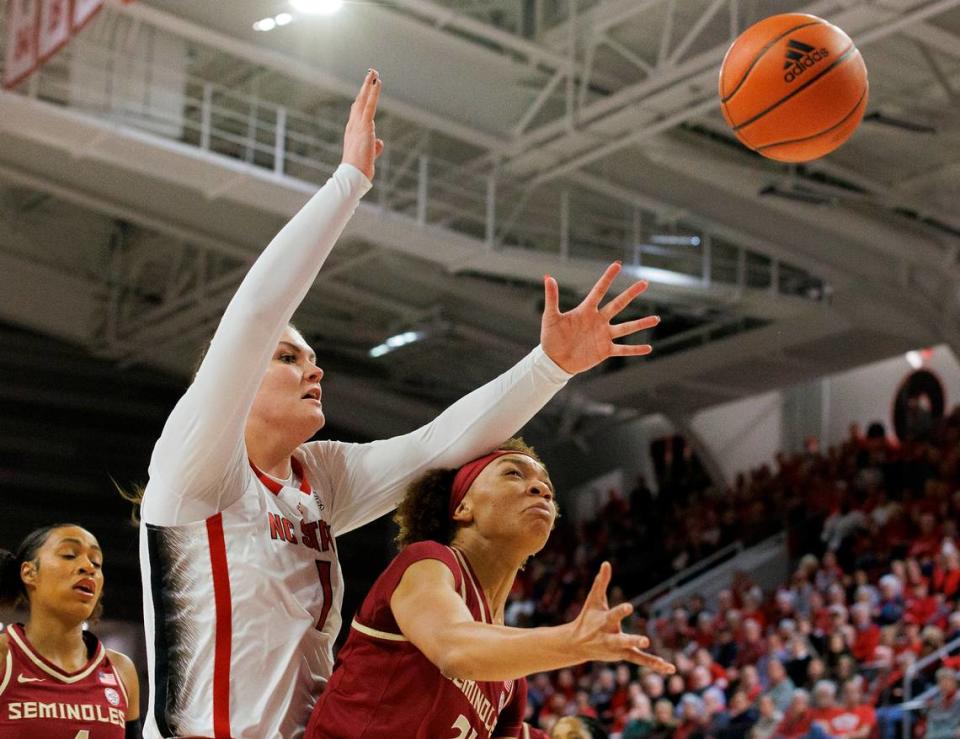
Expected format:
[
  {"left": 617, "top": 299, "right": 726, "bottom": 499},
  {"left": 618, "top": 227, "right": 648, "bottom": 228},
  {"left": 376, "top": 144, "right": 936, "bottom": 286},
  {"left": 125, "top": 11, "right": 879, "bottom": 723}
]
[
  {"left": 253, "top": 17, "right": 276, "bottom": 31},
  {"left": 651, "top": 234, "right": 701, "bottom": 247},
  {"left": 274, "top": 12, "right": 293, "bottom": 25},
  {"left": 369, "top": 330, "right": 427, "bottom": 358},
  {"left": 290, "top": 0, "right": 344, "bottom": 15},
  {"left": 905, "top": 350, "right": 923, "bottom": 369}
]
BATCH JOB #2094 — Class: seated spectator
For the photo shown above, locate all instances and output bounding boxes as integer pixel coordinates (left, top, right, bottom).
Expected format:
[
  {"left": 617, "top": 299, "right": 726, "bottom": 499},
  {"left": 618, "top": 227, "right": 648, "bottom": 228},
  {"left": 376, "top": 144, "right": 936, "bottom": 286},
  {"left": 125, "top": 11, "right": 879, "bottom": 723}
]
[
  {"left": 751, "top": 696, "right": 783, "bottom": 739},
  {"left": 621, "top": 691, "right": 653, "bottom": 739},
  {"left": 925, "top": 667, "right": 960, "bottom": 739},
  {"left": 774, "top": 689, "right": 829, "bottom": 739},
  {"left": 849, "top": 603, "right": 880, "bottom": 662},
  {"left": 932, "top": 547, "right": 960, "bottom": 601},
  {"left": 784, "top": 637, "right": 814, "bottom": 688},
  {"left": 806, "top": 658, "right": 828, "bottom": 691},
  {"left": 765, "top": 658, "right": 796, "bottom": 714},
  {"left": 650, "top": 698, "right": 678, "bottom": 739},
  {"left": 666, "top": 673, "right": 687, "bottom": 706},
  {"left": 675, "top": 694, "right": 708, "bottom": 739},
  {"left": 720, "top": 690, "right": 760, "bottom": 739},
  {"left": 740, "top": 665, "right": 764, "bottom": 704},
  {"left": 876, "top": 575, "right": 905, "bottom": 626},
  {"left": 703, "top": 687, "right": 730, "bottom": 737},
  {"left": 823, "top": 678, "right": 875, "bottom": 739},
  {"left": 808, "top": 680, "right": 841, "bottom": 729}
]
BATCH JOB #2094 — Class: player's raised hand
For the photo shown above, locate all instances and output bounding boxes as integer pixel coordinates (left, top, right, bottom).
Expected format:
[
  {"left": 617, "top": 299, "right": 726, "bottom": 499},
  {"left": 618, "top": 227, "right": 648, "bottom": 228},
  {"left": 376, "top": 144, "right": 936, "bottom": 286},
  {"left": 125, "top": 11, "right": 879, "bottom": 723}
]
[
  {"left": 541, "top": 262, "right": 659, "bottom": 375},
  {"left": 567, "top": 562, "right": 675, "bottom": 673},
  {"left": 341, "top": 69, "right": 384, "bottom": 181}
]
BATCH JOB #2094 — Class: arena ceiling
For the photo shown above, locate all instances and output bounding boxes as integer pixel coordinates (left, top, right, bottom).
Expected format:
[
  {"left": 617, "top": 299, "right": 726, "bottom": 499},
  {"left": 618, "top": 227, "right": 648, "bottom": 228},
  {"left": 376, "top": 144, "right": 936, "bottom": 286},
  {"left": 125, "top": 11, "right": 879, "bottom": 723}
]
[{"left": 0, "top": 0, "right": 959, "bottom": 444}]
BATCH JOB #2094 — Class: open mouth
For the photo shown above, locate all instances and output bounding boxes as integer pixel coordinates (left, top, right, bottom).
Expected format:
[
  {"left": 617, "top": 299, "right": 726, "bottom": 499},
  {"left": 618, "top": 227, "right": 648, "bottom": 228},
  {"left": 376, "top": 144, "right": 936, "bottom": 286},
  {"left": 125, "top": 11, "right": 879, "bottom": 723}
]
[
  {"left": 301, "top": 388, "right": 321, "bottom": 401},
  {"left": 73, "top": 579, "right": 97, "bottom": 598}
]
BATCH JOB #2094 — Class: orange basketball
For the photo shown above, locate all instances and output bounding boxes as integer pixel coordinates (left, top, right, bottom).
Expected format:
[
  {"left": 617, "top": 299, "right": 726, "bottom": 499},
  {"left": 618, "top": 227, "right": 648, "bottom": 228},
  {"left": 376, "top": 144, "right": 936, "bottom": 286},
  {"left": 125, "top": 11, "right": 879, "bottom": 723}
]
[{"left": 718, "top": 13, "right": 868, "bottom": 162}]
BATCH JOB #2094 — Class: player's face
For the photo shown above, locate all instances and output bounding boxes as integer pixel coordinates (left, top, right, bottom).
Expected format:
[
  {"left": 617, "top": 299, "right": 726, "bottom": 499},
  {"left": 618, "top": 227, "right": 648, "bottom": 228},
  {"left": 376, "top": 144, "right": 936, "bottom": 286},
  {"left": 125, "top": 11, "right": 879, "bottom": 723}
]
[
  {"left": 251, "top": 327, "right": 326, "bottom": 440},
  {"left": 23, "top": 526, "right": 104, "bottom": 622},
  {"left": 460, "top": 454, "right": 557, "bottom": 553}
]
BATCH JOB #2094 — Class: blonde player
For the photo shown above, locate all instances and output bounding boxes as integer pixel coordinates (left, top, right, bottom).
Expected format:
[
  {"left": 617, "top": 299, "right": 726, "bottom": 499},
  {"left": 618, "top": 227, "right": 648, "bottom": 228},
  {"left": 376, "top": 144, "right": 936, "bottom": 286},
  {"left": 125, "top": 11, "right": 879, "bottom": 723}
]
[{"left": 139, "top": 70, "right": 660, "bottom": 738}]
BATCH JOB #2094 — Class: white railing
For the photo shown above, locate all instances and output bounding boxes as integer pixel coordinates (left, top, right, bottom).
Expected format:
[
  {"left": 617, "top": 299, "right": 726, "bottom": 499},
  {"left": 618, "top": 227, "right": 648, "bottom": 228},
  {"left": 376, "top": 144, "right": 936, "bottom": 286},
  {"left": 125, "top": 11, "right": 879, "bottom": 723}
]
[
  {"left": 0, "top": 7, "right": 827, "bottom": 301},
  {"left": 901, "top": 634, "right": 960, "bottom": 736}
]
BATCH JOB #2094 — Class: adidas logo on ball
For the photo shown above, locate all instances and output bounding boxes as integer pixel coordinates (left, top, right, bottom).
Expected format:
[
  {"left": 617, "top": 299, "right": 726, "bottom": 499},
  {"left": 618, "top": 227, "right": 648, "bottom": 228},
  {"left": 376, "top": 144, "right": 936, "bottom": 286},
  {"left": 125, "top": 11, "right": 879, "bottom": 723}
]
[{"left": 783, "top": 39, "right": 829, "bottom": 83}]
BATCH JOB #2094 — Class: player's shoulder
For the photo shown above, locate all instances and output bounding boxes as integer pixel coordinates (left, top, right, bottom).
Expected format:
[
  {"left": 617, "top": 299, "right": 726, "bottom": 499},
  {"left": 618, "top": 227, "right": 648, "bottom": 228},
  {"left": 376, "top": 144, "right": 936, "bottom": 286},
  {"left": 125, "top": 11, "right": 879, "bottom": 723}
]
[
  {"left": 384, "top": 541, "right": 461, "bottom": 589},
  {"left": 0, "top": 632, "right": 7, "bottom": 660},
  {"left": 393, "top": 541, "right": 460, "bottom": 570},
  {"left": 106, "top": 649, "right": 138, "bottom": 693}
]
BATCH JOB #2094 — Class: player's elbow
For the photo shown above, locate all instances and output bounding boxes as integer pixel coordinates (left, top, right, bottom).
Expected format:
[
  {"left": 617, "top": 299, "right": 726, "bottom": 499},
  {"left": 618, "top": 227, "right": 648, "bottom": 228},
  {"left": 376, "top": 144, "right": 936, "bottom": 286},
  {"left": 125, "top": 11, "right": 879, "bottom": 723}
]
[{"left": 434, "top": 643, "right": 475, "bottom": 680}]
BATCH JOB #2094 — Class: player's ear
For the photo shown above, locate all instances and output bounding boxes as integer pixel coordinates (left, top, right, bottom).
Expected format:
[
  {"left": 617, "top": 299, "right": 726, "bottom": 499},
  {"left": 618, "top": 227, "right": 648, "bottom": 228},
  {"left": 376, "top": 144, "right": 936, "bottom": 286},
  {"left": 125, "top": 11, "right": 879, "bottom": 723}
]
[
  {"left": 451, "top": 500, "right": 473, "bottom": 525},
  {"left": 20, "top": 560, "right": 37, "bottom": 590}
]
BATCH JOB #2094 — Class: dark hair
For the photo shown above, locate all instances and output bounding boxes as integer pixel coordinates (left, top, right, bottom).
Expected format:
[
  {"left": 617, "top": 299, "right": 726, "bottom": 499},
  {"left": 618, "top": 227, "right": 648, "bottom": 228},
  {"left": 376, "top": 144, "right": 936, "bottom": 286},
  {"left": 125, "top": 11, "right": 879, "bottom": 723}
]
[
  {"left": 0, "top": 524, "right": 104, "bottom": 620},
  {"left": 393, "top": 437, "right": 547, "bottom": 549}
]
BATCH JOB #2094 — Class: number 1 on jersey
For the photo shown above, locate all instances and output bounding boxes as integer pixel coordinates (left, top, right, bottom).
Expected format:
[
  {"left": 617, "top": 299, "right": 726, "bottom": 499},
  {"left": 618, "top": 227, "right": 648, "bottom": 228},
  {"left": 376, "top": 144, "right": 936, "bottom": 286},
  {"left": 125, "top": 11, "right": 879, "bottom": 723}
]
[{"left": 314, "top": 560, "right": 333, "bottom": 631}]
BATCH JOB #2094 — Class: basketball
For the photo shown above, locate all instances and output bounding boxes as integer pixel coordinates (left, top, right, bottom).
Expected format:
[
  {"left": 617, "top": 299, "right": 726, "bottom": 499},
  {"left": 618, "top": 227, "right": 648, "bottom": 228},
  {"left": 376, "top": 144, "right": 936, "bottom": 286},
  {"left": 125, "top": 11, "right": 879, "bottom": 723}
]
[{"left": 718, "top": 13, "right": 868, "bottom": 162}]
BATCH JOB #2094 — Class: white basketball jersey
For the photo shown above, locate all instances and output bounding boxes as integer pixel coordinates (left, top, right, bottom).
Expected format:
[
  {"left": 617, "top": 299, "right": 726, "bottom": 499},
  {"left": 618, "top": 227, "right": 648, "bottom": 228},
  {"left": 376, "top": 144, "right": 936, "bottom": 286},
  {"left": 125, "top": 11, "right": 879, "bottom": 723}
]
[{"left": 140, "top": 452, "right": 341, "bottom": 739}]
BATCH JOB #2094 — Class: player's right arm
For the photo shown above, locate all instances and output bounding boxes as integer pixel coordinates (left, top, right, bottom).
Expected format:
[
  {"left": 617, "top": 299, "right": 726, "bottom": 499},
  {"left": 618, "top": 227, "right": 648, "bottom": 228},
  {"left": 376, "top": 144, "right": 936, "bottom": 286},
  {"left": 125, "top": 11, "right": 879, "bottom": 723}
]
[
  {"left": 390, "top": 561, "right": 674, "bottom": 682},
  {"left": 141, "top": 72, "right": 381, "bottom": 526}
]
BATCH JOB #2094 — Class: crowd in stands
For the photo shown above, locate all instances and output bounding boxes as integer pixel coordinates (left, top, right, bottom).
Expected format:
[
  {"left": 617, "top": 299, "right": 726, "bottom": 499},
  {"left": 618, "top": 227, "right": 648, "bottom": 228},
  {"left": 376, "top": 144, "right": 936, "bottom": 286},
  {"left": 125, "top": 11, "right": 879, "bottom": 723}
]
[{"left": 509, "top": 405, "right": 960, "bottom": 739}]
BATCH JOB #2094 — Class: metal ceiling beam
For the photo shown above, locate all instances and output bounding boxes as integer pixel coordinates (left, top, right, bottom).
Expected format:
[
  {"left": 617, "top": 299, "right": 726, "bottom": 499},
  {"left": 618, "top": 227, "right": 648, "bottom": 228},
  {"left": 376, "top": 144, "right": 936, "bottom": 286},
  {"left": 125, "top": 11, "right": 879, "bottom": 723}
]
[{"left": 514, "top": 0, "right": 960, "bottom": 184}]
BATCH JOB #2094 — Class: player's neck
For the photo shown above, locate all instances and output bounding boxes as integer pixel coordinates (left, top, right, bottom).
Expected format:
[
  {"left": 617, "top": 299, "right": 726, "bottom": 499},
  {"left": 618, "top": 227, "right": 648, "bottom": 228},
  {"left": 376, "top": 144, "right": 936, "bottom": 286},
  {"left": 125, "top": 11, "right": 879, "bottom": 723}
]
[
  {"left": 24, "top": 611, "right": 88, "bottom": 673},
  {"left": 453, "top": 536, "right": 524, "bottom": 623},
  {"left": 246, "top": 429, "right": 296, "bottom": 479}
]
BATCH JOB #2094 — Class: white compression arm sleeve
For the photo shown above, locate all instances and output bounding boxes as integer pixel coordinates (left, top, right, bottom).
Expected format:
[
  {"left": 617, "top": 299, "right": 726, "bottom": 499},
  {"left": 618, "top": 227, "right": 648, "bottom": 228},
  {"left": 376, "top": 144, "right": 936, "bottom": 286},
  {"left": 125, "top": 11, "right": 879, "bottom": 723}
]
[
  {"left": 142, "top": 164, "right": 371, "bottom": 526},
  {"left": 311, "top": 345, "right": 571, "bottom": 535}
]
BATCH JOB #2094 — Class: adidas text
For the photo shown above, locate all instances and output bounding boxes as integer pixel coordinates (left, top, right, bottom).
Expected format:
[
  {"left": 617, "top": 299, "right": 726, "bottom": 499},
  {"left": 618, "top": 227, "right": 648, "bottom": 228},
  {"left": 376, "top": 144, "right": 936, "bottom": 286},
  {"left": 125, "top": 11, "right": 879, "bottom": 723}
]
[{"left": 784, "top": 48, "right": 829, "bottom": 83}]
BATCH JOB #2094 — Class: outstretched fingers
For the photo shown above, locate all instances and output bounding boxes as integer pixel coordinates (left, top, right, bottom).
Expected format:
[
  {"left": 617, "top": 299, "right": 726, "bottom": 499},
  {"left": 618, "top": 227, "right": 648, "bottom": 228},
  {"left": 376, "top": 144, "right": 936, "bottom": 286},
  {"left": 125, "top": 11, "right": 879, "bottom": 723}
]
[
  {"left": 362, "top": 69, "right": 382, "bottom": 121},
  {"left": 601, "top": 279, "right": 649, "bottom": 318},
  {"left": 610, "top": 342, "right": 653, "bottom": 357},
  {"left": 583, "top": 262, "right": 622, "bottom": 309},
  {"left": 584, "top": 561, "right": 612, "bottom": 609},
  {"left": 543, "top": 275, "right": 561, "bottom": 320},
  {"left": 610, "top": 315, "right": 660, "bottom": 340},
  {"left": 626, "top": 648, "right": 676, "bottom": 674}
]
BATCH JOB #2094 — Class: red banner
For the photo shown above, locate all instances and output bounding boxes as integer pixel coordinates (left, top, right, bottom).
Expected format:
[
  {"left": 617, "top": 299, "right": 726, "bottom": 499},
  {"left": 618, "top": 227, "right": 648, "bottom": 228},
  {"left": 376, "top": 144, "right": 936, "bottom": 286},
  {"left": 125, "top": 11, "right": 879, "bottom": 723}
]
[
  {"left": 71, "top": 0, "right": 103, "bottom": 31},
  {"left": 3, "top": 0, "right": 40, "bottom": 89},
  {"left": 38, "top": 0, "right": 71, "bottom": 61}
]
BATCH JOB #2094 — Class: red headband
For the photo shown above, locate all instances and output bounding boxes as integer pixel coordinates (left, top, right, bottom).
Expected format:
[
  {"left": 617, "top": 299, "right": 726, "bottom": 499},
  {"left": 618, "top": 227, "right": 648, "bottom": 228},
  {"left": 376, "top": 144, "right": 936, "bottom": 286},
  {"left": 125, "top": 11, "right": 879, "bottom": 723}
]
[{"left": 449, "top": 450, "right": 538, "bottom": 518}]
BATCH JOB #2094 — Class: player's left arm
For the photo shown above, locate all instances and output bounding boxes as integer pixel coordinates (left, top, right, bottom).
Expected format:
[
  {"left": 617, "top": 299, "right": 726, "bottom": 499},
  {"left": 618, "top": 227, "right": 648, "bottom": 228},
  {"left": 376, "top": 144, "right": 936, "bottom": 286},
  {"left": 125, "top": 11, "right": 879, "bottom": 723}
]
[
  {"left": 322, "top": 263, "right": 658, "bottom": 534},
  {"left": 107, "top": 649, "right": 141, "bottom": 729}
]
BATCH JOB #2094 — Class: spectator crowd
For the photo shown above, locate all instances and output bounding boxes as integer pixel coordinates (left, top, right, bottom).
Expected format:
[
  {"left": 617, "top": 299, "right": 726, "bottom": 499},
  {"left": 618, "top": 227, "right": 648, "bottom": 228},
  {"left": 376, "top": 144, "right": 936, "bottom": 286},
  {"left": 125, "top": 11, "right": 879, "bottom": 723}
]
[{"left": 510, "top": 406, "right": 960, "bottom": 739}]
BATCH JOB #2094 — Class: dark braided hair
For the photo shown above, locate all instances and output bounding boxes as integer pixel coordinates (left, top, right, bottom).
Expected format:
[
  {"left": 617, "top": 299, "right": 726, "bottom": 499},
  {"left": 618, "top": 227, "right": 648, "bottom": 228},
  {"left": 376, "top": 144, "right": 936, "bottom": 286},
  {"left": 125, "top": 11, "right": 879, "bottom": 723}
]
[
  {"left": 393, "top": 437, "right": 546, "bottom": 549},
  {"left": 0, "top": 524, "right": 104, "bottom": 620}
]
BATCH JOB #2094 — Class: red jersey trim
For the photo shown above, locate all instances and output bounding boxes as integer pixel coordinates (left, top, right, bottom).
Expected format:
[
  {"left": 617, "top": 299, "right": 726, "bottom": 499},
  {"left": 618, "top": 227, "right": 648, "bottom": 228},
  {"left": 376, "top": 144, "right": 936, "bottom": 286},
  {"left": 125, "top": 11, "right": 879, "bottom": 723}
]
[
  {"left": 0, "top": 648, "right": 11, "bottom": 696},
  {"left": 7, "top": 625, "right": 105, "bottom": 684},
  {"left": 450, "top": 547, "right": 491, "bottom": 625},
  {"left": 206, "top": 513, "right": 233, "bottom": 738},
  {"left": 250, "top": 457, "right": 313, "bottom": 496}
]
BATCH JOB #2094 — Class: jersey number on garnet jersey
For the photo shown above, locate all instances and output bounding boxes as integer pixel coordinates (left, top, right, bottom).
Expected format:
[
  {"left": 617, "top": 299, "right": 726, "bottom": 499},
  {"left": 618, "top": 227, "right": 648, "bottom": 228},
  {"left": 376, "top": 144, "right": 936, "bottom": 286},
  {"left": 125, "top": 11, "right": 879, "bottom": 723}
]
[{"left": 451, "top": 714, "right": 479, "bottom": 739}]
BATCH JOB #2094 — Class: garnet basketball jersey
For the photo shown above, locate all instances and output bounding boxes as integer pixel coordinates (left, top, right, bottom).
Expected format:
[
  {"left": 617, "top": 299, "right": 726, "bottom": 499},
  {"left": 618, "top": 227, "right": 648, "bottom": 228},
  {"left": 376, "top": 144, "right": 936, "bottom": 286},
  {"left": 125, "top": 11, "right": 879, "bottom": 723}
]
[
  {"left": 0, "top": 624, "right": 129, "bottom": 738},
  {"left": 306, "top": 541, "right": 526, "bottom": 739}
]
